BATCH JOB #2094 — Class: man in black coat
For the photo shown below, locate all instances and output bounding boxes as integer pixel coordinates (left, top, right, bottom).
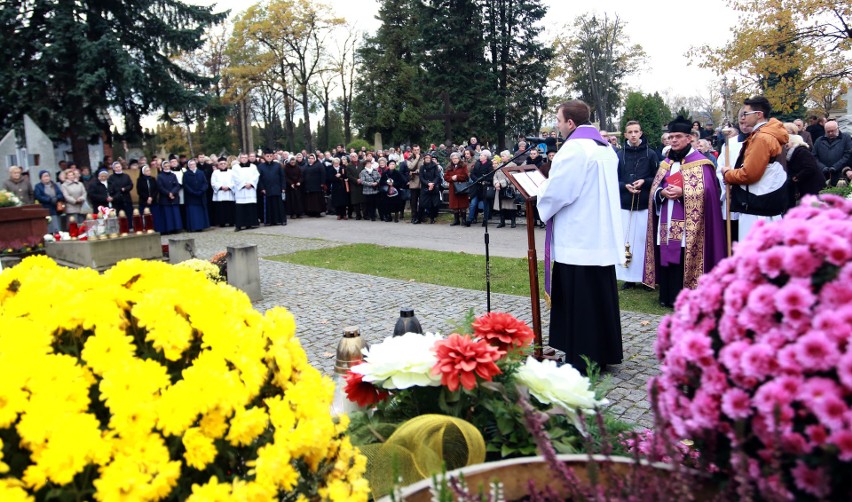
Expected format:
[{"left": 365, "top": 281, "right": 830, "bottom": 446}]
[
  {"left": 813, "top": 120, "right": 852, "bottom": 186},
  {"left": 108, "top": 161, "right": 135, "bottom": 229},
  {"left": 257, "top": 150, "right": 287, "bottom": 225},
  {"left": 616, "top": 121, "right": 659, "bottom": 289}
]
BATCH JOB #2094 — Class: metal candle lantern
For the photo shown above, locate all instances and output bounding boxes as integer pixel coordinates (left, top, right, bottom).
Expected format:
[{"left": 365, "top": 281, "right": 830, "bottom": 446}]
[
  {"left": 334, "top": 326, "right": 369, "bottom": 375},
  {"left": 393, "top": 308, "right": 422, "bottom": 337},
  {"left": 331, "top": 326, "right": 369, "bottom": 415}
]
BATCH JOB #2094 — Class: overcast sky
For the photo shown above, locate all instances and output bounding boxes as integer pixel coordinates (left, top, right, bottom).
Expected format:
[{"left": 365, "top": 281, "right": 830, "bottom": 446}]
[{"left": 145, "top": 0, "right": 740, "bottom": 132}]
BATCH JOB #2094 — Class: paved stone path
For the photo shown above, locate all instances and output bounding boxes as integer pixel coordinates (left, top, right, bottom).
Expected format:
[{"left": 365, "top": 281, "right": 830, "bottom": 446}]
[{"left": 169, "top": 219, "right": 661, "bottom": 429}]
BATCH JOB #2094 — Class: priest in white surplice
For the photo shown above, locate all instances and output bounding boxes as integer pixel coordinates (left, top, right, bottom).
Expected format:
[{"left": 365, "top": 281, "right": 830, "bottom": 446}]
[
  {"left": 232, "top": 153, "right": 260, "bottom": 232},
  {"left": 537, "top": 100, "right": 624, "bottom": 374}
]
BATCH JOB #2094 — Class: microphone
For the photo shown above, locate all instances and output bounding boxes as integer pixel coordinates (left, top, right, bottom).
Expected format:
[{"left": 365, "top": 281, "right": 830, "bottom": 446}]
[{"left": 524, "top": 136, "right": 547, "bottom": 143}]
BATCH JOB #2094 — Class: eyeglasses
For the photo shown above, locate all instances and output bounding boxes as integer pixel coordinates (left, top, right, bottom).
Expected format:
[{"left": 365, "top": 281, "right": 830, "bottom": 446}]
[{"left": 741, "top": 111, "right": 761, "bottom": 117}]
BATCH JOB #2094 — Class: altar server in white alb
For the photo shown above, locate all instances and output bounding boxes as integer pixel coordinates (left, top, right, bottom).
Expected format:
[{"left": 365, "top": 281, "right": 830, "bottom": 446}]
[
  {"left": 615, "top": 120, "right": 658, "bottom": 288},
  {"left": 537, "top": 100, "right": 624, "bottom": 374},
  {"left": 232, "top": 153, "right": 260, "bottom": 232}
]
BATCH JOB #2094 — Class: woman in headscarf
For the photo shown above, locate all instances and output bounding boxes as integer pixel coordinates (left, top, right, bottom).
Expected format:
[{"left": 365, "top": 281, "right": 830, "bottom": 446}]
[
  {"left": 359, "top": 155, "right": 382, "bottom": 221},
  {"left": 211, "top": 157, "right": 235, "bottom": 227},
  {"left": 88, "top": 169, "right": 111, "bottom": 211},
  {"left": 156, "top": 159, "right": 183, "bottom": 234},
  {"left": 443, "top": 152, "right": 469, "bottom": 226},
  {"left": 34, "top": 169, "right": 65, "bottom": 233}
]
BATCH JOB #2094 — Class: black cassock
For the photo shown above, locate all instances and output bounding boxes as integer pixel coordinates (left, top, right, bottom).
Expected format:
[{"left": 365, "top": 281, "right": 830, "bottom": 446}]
[{"left": 549, "top": 263, "right": 623, "bottom": 374}]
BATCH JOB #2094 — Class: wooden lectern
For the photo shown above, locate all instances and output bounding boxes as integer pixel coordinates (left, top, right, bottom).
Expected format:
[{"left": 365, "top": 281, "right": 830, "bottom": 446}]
[{"left": 501, "top": 164, "right": 549, "bottom": 360}]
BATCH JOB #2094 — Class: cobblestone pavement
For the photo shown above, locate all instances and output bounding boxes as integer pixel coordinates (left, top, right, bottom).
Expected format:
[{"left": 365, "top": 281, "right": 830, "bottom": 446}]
[{"left": 172, "top": 225, "right": 661, "bottom": 429}]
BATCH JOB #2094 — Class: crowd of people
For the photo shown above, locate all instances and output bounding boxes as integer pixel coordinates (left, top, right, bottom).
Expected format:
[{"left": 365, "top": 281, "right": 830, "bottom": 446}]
[
  {"left": 2, "top": 104, "right": 847, "bottom": 247},
  {"left": 2, "top": 138, "right": 565, "bottom": 236}
]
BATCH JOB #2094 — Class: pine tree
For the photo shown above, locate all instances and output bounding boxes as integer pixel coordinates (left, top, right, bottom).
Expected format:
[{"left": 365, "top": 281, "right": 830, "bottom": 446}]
[
  {"left": 0, "top": 0, "right": 225, "bottom": 165},
  {"left": 418, "top": 0, "right": 493, "bottom": 145},
  {"left": 352, "top": 0, "right": 427, "bottom": 147},
  {"left": 483, "top": 0, "right": 554, "bottom": 149}
]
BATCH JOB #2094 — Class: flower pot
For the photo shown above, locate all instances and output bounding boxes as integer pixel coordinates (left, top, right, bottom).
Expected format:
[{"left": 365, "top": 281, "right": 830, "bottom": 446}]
[{"left": 380, "top": 454, "right": 717, "bottom": 502}]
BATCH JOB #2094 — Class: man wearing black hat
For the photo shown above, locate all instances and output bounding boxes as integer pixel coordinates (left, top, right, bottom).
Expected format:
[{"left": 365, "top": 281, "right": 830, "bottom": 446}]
[
  {"left": 642, "top": 116, "right": 726, "bottom": 308},
  {"left": 257, "top": 149, "right": 286, "bottom": 226}
]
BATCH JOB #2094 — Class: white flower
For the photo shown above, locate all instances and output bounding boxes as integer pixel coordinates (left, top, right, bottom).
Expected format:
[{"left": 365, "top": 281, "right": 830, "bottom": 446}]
[
  {"left": 516, "top": 356, "right": 608, "bottom": 413},
  {"left": 352, "top": 332, "right": 444, "bottom": 389}
]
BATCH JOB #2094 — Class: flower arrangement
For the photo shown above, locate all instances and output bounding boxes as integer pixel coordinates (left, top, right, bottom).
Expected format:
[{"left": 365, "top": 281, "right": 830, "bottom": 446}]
[
  {"left": 0, "top": 237, "right": 43, "bottom": 255},
  {"left": 177, "top": 257, "right": 225, "bottom": 283},
  {"left": 0, "top": 189, "right": 23, "bottom": 208},
  {"left": 344, "top": 312, "right": 614, "bottom": 460},
  {"left": 210, "top": 251, "right": 228, "bottom": 280},
  {"left": 0, "top": 256, "right": 368, "bottom": 501},
  {"left": 651, "top": 194, "right": 852, "bottom": 499}
]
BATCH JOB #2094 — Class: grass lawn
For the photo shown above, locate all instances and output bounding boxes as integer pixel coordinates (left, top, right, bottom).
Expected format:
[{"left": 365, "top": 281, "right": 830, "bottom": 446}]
[{"left": 267, "top": 243, "right": 670, "bottom": 316}]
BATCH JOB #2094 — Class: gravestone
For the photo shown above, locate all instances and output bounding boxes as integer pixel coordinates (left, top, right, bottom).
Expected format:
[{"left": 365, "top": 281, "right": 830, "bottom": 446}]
[
  {"left": 46, "top": 234, "right": 163, "bottom": 271},
  {"left": 168, "top": 237, "right": 196, "bottom": 264},
  {"left": 227, "top": 244, "right": 262, "bottom": 302}
]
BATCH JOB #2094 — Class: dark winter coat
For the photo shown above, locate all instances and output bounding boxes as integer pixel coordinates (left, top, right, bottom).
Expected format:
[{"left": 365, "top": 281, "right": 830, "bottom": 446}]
[
  {"left": 616, "top": 137, "right": 658, "bottom": 211},
  {"left": 157, "top": 171, "right": 182, "bottom": 206},
  {"left": 813, "top": 132, "right": 852, "bottom": 186},
  {"left": 257, "top": 161, "right": 285, "bottom": 195},
  {"left": 469, "top": 159, "right": 493, "bottom": 199},
  {"left": 303, "top": 161, "right": 326, "bottom": 193},
  {"left": 88, "top": 180, "right": 111, "bottom": 210},
  {"left": 329, "top": 165, "right": 349, "bottom": 208},
  {"left": 137, "top": 173, "right": 159, "bottom": 205},
  {"left": 182, "top": 168, "right": 209, "bottom": 206},
  {"left": 107, "top": 172, "right": 134, "bottom": 206},
  {"left": 345, "top": 163, "right": 365, "bottom": 204},
  {"left": 787, "top": 145, "right": 824, "bottom": 199}
]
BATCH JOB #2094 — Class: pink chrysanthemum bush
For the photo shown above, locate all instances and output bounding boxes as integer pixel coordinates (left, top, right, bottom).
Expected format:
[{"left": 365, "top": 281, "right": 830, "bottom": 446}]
[{"left": 651, "top": 195, "right": 852, "bottom": 500}]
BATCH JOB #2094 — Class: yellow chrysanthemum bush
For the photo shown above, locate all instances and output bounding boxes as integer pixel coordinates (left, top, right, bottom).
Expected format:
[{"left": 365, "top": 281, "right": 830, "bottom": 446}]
[{"left": 0, "top": 256, "right": 369, "bottom": 501}]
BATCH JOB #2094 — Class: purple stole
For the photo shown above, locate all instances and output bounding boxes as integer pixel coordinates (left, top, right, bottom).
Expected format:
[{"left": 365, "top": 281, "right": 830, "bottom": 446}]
[
  {"left": 544, "top": 126, "right": 608, "bottom": 304},
  {"left": 641, "top": 150, "right": 725, "bottom": 290}
]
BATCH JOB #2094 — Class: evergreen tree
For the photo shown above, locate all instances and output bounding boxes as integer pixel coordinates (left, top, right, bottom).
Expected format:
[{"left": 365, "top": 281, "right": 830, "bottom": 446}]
[
  {"left": 483, "top": 0, "right": 553, "bottom": 149},
  {"left": 620, "top": 92, "right": 671, "bottom": 149},
  {"left": 0, "top": 0, "right": 226, "bottom": 165},
  {"left": 201, "top": 101, "right": 236, "bottom": 155},
  {"left": 418, "top": 0, "right": 493, "bottom": 145},
  {"left": 352, "top": 0, "right": 427, "bottom": 146}
]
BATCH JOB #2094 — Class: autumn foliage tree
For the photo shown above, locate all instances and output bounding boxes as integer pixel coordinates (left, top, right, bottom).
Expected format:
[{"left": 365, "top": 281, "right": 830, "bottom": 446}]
[{"left": 690, "top": 0, "right": 850, "bottom": 115}]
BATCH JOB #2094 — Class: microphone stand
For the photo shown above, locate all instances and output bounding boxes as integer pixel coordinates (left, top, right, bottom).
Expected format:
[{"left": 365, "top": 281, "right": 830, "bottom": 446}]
[{"left": 475, "top": 145, "right": 537, "bottom": 312}]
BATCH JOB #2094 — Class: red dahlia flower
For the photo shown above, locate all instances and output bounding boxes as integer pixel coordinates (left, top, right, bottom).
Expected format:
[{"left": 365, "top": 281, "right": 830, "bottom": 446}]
[
  {"left": 472, "top": 312, "right": 535, "bottom": 351},
  {"left": 344, "top": 370, "right": 389, "bottom": 407},
  {"left": 431, "top": 333, "right": 502, "bottom": 392}
]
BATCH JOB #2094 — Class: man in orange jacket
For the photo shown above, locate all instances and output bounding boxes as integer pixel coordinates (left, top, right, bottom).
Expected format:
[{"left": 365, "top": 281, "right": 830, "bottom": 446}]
[{"left": 721, "top": 96, "right": 789, "bottom": 241}]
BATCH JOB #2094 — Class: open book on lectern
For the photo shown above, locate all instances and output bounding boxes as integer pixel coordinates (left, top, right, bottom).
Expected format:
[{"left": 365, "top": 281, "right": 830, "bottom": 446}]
[{"left": 501, "top": 165, "right": 547, "bottom": 199}]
